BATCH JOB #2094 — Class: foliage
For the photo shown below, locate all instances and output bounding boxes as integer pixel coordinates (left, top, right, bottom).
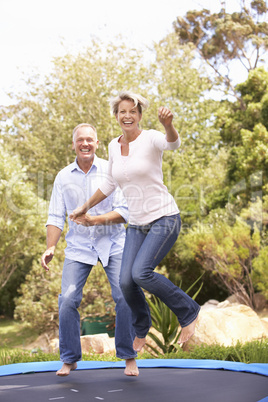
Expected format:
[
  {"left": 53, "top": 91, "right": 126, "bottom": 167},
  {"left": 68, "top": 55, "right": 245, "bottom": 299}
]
[
  {"left": 173, "top": 0, "right": 268, "bottom": 104},
  {"left": 0, "top": 347, "right": 123, "bottom": 367},
  {"left": 14, "top": 253, "right": 120, "bottom": 334},
  {"left": 0, "top": 144, "right": 47, "bottom": 315},
  {"left": 163, "top": 344, "right": 231, "bottom": 361},
  {"left": 0, "top": 35, "right": 223, "bottom": 319},
  {"left": 0, "top": 35, "right": 219, "bottom": 198},
  {"left": 168, "top": 144, "right": 228, "bottom": 231},
  {"left": 1, "top": 339, "right": 267, "bottom": 367},
  {"left": 161, "top": 147, "right": 232, "bottom": 305},
  {"left": 14, "top": 255, "right": 63, "bottom": 334},
  {"left": 0, "top": 39, "right": 151, "bottom": 195},
  {"left": 251, "top": 246, "right": 268, "bottom": 298},
  {"left": 217, "top": 67, "right": 268, "bottom": 145},
  {"left": 0, "top": 348, "right": 60, "bottom": 366},
  {"left": 14, "top": 264, "right": 172, "bottom": 335},
  {"left": 146, "top": 275, "right": 203, "bottom": 355},
  {"left": 215, "top": 68, "right": 268, "bottom": 221},
  {"left": 232, "top": 339, "right": 268, "bottom": 363},
  {"left": 153, "top": 34, "right": 221, "bottom": 228},
  {"left": 150, "top": 35, "right": 223, "bottom": 285},
  {"left": 183, "top": 210, "right": 268, "bottom": 308},
  {"left": 164, "top": 339, "right": 268, "bottom": 363},
  {"left": 0, "top": 30, "right": 267, "bottom": 325}
]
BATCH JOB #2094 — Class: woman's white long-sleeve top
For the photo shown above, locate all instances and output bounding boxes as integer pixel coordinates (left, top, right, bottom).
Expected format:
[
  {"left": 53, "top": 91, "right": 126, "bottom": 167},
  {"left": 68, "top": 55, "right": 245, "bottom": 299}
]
[{"left": 99, "top": 129, "right": 181, "bottom": 225}]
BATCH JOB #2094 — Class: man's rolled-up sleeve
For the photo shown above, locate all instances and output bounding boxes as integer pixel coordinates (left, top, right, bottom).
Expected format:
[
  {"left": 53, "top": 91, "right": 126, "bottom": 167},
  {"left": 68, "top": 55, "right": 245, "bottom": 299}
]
[{"left": 46, "top": 174, "right": 66, "bottom": 230}]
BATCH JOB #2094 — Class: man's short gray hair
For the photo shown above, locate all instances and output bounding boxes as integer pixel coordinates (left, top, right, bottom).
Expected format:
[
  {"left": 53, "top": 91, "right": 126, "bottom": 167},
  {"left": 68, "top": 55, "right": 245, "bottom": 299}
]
[
  {"left": 72, "top": 123, "right": 98, "bottom": 140},
  {"left": 110, "top": 91, "right": 149, "bottom": 115}
]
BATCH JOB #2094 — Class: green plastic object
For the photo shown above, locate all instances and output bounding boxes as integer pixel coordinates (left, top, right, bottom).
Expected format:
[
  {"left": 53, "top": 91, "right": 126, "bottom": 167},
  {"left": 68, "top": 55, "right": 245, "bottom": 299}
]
[{"left": 81, "top": 316, "right": 115, "bottom": 337}]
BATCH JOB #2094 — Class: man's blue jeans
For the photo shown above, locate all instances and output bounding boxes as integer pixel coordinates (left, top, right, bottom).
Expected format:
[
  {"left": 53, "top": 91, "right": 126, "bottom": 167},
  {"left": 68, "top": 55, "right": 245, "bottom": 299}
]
[
  {"left": 58, "top": 254, "right": 137, "bottom": 363},
  {"left": 120, "top": 214, "right": 200, "bottom": 338}
]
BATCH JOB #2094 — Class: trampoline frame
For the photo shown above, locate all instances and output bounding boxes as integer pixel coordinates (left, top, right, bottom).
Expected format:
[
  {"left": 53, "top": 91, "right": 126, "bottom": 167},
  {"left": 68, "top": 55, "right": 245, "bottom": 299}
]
[
  {"left": 0, "top": 358, "right": 267, "bottom": 377},
  {"left": 0, "top": 359, "right": 267, "bottom": 402}
]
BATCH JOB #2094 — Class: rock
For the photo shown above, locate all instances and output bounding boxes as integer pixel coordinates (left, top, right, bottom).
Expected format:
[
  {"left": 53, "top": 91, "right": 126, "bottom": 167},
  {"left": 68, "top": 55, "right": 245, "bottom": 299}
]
[
  {"left": 49, "top": 337, "right": 59, "bottom": 353},
  {"left": 216, "top": 300, "right": 233, "bottom": 309},
  {"left": 183, "top": 303, "right": 267, "bottom": 351},
  {"left": 26, "top": 332, "right": 58, "bottom": 353},
  {"left": 80, "top": 333, "right": 115, "bottom": 354},
  {"left": 261, "top": 318, "right": 268, "bottom": 333},
  {"left": 44, "top": 333, "right": 115, "bottom": 355},
  {"left": 201, "top": 299, "right": 219, "bottom": 311}
]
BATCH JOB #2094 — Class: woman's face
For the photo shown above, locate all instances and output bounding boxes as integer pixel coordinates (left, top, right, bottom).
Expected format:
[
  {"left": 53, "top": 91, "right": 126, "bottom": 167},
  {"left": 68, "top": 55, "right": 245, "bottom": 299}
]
[{"left": 116, "top": 99, "right": 142, "bottom": 133}]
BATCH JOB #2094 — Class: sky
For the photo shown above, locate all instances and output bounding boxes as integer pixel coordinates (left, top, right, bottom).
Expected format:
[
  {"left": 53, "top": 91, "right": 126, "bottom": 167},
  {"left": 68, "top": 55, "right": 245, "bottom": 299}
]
[{"left": 0, "top": 0, "right": 244, "bottom": 106}]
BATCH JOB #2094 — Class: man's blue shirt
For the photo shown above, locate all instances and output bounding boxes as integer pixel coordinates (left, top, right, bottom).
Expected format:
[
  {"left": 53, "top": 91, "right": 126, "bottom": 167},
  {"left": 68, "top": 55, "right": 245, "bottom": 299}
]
[{"left": 46, "top": 155, "right": 128, "bottom": 267}]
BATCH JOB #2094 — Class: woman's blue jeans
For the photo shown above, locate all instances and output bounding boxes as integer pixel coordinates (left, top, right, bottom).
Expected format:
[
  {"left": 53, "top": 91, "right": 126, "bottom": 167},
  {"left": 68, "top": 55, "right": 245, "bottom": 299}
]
[
  {"left": 58, "top": 254, "right": 137, "bottom": 364},
  {"left": 120, "top": 214, "right": 200, "bottom": 338}
]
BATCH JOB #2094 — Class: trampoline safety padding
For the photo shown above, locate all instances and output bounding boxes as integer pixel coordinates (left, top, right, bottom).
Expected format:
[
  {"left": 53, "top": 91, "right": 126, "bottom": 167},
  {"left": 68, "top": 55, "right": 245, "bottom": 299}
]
[{"left": 0, "top": 359, "right": 267, "bottom": 402}]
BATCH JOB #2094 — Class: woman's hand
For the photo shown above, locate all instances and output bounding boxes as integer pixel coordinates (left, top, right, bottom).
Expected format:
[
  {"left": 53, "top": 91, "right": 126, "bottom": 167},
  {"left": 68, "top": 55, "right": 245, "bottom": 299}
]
[
  {"left": 158, "top": 106, "right": 173, "bottom": 128},
  {"left": 69, "top": 206, "right": 87, "bottom": 221},
  {"left": 71, "top": 213, "right": 95, "bottom": 226}
]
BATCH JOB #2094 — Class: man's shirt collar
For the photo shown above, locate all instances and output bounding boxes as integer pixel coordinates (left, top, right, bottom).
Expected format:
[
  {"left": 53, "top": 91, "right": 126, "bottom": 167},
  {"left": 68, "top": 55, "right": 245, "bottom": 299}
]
[{"left": 71, "top": 155, "right": 100, "bottom": 173}]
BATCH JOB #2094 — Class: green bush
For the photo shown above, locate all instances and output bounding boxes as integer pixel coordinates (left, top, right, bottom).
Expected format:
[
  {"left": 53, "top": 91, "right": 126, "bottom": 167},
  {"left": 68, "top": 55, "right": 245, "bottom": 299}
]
[
  {"left": 159, "top": 340, "right": 268, "bottom": 363},
  {"left": 146, "top": 274, "right": 203, "bottom": 355},
  {"left": 232, "top": 339, "right": 268, "bottom": 364},
  {"left": 0, "top": 348, "right": 61, "bottom": 365},
  {"left": 1, "top": 339, "right": 267, "bottom": 367}
]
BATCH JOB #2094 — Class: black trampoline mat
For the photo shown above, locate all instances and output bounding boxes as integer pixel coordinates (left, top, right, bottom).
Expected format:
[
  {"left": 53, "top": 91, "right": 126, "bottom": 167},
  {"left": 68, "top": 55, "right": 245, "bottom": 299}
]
[{"left": 0, "top": 368, "right": 267, "bottom": 402}]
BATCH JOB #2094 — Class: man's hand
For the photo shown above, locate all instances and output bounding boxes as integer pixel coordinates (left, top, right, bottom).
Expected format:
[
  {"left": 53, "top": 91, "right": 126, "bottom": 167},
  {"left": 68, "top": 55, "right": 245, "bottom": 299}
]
[
  {"left": 41, "top": 247, "right": 55, "bottom": 272},
  {"left": 72, "top": 213, "right": 95, "bottom": 227},
  {"left": 69, "top": 205, "right": 87, "bottom": 221},
  {"left": 72, "top": 211, "right": 125, "bottom": 226},
  {"left": 158, "top": 106, "right": 173, "bottom": 128}
]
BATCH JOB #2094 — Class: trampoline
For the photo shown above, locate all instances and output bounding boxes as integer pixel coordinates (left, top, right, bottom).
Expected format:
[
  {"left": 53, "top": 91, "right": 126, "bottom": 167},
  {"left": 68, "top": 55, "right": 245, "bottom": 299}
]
[{"left": 0, "top": 359, "right": 267, "bottom": 402}]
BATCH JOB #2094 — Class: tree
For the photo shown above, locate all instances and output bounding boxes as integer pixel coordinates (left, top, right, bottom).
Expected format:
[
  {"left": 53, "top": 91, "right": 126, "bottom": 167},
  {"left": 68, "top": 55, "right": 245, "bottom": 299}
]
[
  {"left": 173, "top": 0, "right": 268, "bottom": 106},
  {"left": 0, "top": 144, "right": 47, "bottom": 315},
  {"left": 1, "top": 35, "right": 223, "bottom": 319},
  {"left": 183, "top": 213, "right": 263, "bottom": 309},
  {"left": 1, "top": 34, "right": 221, "bottom": 225},
  {"left": 169, "top": 66, "right": 268, "bottom": 307},
  {"left": 215, "top": 67, "right": 268, "bottom": 218},
  {"left": 151, "top": 33, "right": 221, "bottom": 228},
  {"left": 0, "top": 39, "right": 151, "bottom": 197},
  {"left": 217, "top": 67, "right": 268, "bottom": 144},
  {"left": 252, "top": 246, "right": 268, "bottom": 298},
  {"left": 14, "top": 246, "right": 119, "bottom": 334}
]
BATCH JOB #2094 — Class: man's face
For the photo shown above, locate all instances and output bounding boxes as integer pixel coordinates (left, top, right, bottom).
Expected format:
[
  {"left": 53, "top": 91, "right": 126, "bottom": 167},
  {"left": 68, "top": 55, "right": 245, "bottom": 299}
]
[{"left": 72, "top": 126, "right": 99, "bottom": 164}]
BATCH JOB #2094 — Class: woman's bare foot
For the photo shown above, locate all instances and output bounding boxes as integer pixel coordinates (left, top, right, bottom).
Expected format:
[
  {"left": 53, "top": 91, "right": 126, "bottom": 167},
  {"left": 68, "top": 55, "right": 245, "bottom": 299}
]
[
  {"left": 133, "top": 336, "right": 146, "bottom": 352},
  {"left": 56, "top": 362, "right": 77, "bottom": 376},
  {"left": 124, "top": 358, "right": 139, "bottom": 376},
  {"left": 178, "top": 316, "right": 199, "bottom": 344}
]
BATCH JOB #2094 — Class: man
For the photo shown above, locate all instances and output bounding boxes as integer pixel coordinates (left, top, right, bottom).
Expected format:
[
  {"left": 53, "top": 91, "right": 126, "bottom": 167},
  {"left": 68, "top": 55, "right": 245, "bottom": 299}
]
[{"left": 41, "top": 123, "right": 138, "bottom": 376}]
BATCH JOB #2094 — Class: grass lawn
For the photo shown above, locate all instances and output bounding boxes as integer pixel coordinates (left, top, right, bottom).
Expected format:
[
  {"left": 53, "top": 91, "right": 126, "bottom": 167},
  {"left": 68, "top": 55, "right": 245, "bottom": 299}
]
[{"left": 0, "top": 318, "right": 39, "bottom": 349}]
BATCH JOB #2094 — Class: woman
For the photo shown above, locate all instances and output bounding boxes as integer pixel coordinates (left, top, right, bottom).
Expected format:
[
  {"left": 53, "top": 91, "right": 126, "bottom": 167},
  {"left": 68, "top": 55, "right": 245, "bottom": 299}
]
[{"left": 70, "top": 91, "right": 200, "bottom": 353}]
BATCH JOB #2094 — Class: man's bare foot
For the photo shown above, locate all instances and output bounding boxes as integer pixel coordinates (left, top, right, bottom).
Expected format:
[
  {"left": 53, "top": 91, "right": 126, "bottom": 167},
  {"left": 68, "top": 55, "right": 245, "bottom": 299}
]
[
  {"left": 124, "top": 358, "right": 139, "bottom": 376},
  {"left": 133, "top": 336, "right": 146, "bottom": 352},
  {"left": 178, "top": 315, "right": 199, "bottom": 344},
  {"left": 56, "top": 362, "right": 77, "bottom": 376}
]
